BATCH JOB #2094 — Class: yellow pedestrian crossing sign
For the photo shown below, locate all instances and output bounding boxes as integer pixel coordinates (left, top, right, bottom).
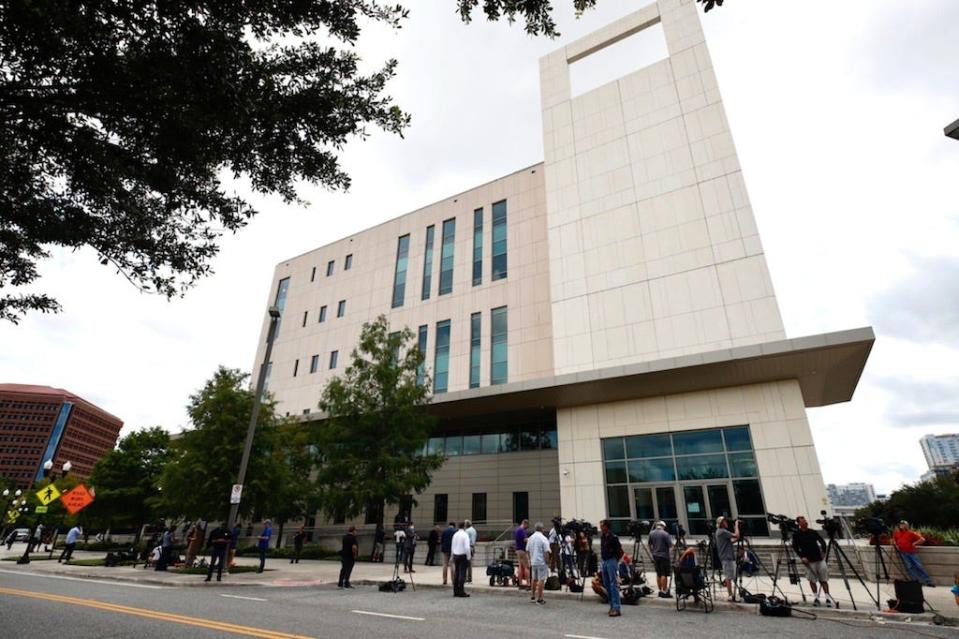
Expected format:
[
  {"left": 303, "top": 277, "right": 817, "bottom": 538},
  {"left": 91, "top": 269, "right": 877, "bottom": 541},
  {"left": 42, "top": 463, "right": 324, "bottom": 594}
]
[
  {"left": 4, "top": 510, "right": 17, "bottom": 524},
  {"left": 36, "top": 484, "right": 61, "bottom": 506}
]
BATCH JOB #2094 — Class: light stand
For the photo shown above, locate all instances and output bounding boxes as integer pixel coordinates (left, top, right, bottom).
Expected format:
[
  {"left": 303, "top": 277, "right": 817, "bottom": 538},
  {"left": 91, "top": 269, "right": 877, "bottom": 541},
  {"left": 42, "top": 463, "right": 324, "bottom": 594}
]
[
  {"left": 1, "top": 488, "right": 23, "bottom": 540},
  {"left": 18, "top": 460, "right": 54, "bottom": 564}
]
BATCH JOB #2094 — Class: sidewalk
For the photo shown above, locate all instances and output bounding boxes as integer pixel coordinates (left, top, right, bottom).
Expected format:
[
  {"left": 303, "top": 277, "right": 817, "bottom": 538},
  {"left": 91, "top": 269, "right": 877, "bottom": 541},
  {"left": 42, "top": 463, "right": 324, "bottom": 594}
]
[{"left": 2, "top": 545, "right": 955, "bottom": 627}]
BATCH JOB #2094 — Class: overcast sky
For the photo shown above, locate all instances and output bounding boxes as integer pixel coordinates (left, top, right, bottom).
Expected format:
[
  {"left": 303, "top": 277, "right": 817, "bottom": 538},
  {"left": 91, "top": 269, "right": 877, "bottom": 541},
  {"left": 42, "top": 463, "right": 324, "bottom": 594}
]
[{"left": 1, "top": 0, "right": 956, "bottom": 495}]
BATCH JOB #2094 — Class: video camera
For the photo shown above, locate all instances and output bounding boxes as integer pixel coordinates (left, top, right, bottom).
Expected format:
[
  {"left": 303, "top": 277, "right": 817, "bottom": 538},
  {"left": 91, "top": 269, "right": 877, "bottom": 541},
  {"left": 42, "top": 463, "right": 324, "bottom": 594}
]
[
  {"left": 815, "top": 510, "right": 843, "bottom": 538},
  {"left": 625, "top": 520, "right": 651, "bottom": 538},
  {"left": 766, "top": 513, "right": 799, "bottom": 533},
  {"left": 853, "top": 516, "right": 888, "bottom": 537},
  {"left": 561, "top": 518, "right": 598, "bottom": 538}
]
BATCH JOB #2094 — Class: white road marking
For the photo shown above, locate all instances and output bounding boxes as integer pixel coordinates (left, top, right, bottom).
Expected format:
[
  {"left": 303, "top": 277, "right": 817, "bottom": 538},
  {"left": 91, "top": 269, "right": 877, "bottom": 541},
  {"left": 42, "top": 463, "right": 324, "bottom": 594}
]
[
  {"left": 220, "top": 594, "right": 268, "bottom": 602},
  {"left": 565, "top": 635, "right": 609, "bottom": 639},
  {"left": 351, "top": 610, "right": 424, "bottom": 622},
  {"left": 0, "top": 568, "right": 163, "bottom": 589}
]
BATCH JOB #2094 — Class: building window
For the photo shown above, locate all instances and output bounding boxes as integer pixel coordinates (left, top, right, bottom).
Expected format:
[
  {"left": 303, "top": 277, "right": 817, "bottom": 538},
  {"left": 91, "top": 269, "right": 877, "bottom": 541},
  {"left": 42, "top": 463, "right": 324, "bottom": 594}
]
[
  {"left": 491, "top": 199, "right": 507, "bottom": 281},
  {"left": 416, "top": 325, "right": 428, "bottom": 386},
  {"left": 318, "top": 305, "right": 327, "bottom": 323},
  {"left": 490, "top": 306, "right": 508, "bottom": 385},
  {"left": 262, "top": 362, "right": 272, "bottom": 396},
  {"left": 337, "top": 300, "right": 346, "bottom": 317},
  {"left": 433, "top": 494, "right": 448, "bottom": 525},
  {"left": 293, "top": 359, "right": 299, "bottom": 377},
  {"left": 434, "top": 319, "right": 451, "bottom": 394},
  {"left": 421, "top": 225, "right": 434, "bottom": 300},
  {"left": 513, "top": 491, "right": 529, "bottom": 525},
  {"left": 600, "top": 426, "right": 768, "bottom": 536},
  {"left": 472, "top": 208, "right": 483, "bottom": 286},
  {"left": 310, "top": 355, "right": 319, "bottom": 374},
  {"left": 326, "top": 260, "right": 335, "bottom": 276},
  {"left": 345, "top": 254, "right": 353, "bottom": 270},
  {"left": 391, "top": 234, "right": 410, "bottom": 308},
  {"left": 302, "top": 310, "right": 308, "bottom": 327},
  {"left": 329, "top": 351, "right": 338, "bottom": 369},
  {"left": 438, "top": 218, "right": 455, "bottom": 296},
  {"left": 469, "top": 312, "right": 481, "bottom": 389},
  {"left": 472, "top": 493, "right": 487, "bottom": 523},
  {"left": 310, "top": 266, "right": 316, "bottom": 282},
  {"left": 270, "top": 277, "right": 290, "bottom": 340}
]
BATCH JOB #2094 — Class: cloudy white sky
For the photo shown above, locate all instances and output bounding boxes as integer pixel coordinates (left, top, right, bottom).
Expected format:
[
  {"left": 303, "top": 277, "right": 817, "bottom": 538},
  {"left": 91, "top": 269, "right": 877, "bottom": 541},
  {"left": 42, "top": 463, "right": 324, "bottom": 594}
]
[{"left": 1, "top": 0, "right": 957, "bottom": 495}]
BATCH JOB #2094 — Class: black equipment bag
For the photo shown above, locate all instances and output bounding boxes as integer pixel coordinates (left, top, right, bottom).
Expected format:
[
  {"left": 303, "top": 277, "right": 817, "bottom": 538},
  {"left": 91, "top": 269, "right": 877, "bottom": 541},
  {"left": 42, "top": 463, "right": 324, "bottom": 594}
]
[
  {"left": 893, "top": 579, "right": 924, "bottom": 614},
  {"left": 544, "top": 575, "right": 561, "bottom": 590},
  {"left": 379, "top": 578, "right": 406, "bottom": 592},
  {"left": 759, "top": 596, "right": 792, "bottom": 617}
]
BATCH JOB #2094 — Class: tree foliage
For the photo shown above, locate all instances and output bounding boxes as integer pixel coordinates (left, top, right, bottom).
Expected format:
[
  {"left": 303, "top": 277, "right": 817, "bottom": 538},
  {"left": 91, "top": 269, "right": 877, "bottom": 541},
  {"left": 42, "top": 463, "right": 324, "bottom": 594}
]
[
  {"left": 0, "top": 1, "right": 410, "bottom": 322},
  {"left": 84, "top": 427, "right": 173, "bottom": 534},
  {"left": 157, "top": 367, "right": 302, "bottom": 522},
  {"left": 854, "top": 474, "right": 959, "bottom": 531},
  {"left": 456, "top": 0, "right": 723, "bottom": 36},
  {"left": 313, "top": 315, "right": 443, "bottom": 526}
]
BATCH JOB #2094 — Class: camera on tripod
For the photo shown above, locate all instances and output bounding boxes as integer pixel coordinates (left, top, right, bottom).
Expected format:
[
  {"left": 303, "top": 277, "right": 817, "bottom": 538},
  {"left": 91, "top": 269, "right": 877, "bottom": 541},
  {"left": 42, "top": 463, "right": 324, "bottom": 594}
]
[
  {"left": 853, "top": 516, "right": 888, "bottom": 537},
  {"left": 816, "top": 510, "right": 842, "bottom": 538},
  {"left": 625, "top": 520, "right": 651, "bottom": 538},
  {"left": 560, "top": 518, "right": 598, "bottom": 538},
  {"left": 766, "top": 513, "right": 798, "bottom": 533}
]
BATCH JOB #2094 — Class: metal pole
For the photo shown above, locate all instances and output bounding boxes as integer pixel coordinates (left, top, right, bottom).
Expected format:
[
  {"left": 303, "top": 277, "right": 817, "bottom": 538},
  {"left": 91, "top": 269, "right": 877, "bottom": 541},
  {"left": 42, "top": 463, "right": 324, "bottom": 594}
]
[{"left": 227, "top": 308, "right": 280, "bottom": 531}]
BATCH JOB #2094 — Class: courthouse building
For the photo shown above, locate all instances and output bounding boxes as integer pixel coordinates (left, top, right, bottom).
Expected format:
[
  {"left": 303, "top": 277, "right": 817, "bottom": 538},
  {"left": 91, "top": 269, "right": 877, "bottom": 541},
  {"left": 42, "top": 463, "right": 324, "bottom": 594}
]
[{"left": 253, "top": 0, "right": 873, "bottom": 536}]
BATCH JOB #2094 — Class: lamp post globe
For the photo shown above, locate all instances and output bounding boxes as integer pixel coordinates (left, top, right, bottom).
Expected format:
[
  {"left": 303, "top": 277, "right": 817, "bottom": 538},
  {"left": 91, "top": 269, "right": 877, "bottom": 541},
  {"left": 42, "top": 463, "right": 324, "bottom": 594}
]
[{"left": 62, "top": 461, "right": 72, "bottom": 477}]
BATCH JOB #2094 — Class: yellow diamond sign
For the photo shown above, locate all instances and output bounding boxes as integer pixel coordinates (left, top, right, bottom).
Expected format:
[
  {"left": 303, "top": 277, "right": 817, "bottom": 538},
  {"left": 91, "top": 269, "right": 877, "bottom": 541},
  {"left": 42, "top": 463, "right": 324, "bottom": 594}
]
[{"left": 36, "top": 484, "right": 61, "bottom": 506}]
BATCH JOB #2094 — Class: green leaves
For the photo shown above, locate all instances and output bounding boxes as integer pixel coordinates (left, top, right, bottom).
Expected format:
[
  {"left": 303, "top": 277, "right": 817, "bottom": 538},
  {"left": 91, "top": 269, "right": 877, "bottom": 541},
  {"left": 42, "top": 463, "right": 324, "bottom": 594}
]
[
  {"left": 314, "top": 315, "right": 443, "bottom": 525},
  {"left": 0, "top": 1, "right": 410, "bottom": 322}
]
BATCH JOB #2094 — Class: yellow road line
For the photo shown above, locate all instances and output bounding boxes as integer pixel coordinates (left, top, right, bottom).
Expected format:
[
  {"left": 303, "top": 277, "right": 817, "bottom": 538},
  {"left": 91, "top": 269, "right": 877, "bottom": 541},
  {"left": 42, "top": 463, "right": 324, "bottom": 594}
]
[{"left": 0, "top": 587, "right": 313, "bottom": 639}]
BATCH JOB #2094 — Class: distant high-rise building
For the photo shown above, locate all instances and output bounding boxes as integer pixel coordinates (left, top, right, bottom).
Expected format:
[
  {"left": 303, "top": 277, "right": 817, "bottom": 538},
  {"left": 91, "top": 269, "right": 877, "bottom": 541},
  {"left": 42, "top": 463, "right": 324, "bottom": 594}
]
[
  {"left": 0, "top": 384, "right": 123, "bottom": 488},
  {"left": 920, "top": 433, "right": 959, "bottom": 469},
  {"left": 826, "top": 482, "right": 877, "bottom": 509}
]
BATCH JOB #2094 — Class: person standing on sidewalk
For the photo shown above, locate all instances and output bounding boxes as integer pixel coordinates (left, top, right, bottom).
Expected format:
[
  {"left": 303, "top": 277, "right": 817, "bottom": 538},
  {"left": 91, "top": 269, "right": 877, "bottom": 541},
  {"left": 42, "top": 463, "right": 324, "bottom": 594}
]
[
  {"left": 465, "top": 519, "right": 477, "bottom": 583},
  {"left": 155, "top": 526, "right": 175, "bottom": 571},
  {"left": 256, "top": 520, "right": 272, "bottom": 573},
  {"left": 514, "top": 519, "right": 530, "bottom": 590},
  {"left": 228, "top": 523, "right": 241, "bottom": 568},
  {"left": 599, "top": 520, "right": 623, "bottom": 617},
  {"left": 526, "top": 522, "right": 551, "bottom": 605},
  {"left": 185, "top": 521, "right": 204, "bottom": 567},
  {"left": 441, "top": 521, "right": 456, "bottom": 586},
  {"left": 403, "top": 523, "right": 417, "bottom": 573},
  {"left": 647, "top": 521, "right": 672, "bottom": 598},
  {"left": 792, "top": 516, "right": 836, "bottom": 607},
  {"left": 204, "top": 523, "right": 231, "bottom": 582},
  {"left": 893, "top": 520, "right": 936, "bottom": 587},
  {"left": 58, "top": 525, "right": 82, "bottom": 563},
  {"left": 451, "top": 521, "right": 472, "bottom": 598},
  {"left": 425, "top": 525, "right": 439, "bottom": 566},
  {"left": 291, "top": 524, "right": 306, "bottom": 564},
  {"left": 372, "top": 523, "right": 385, "bottom": 563},
  {"left": 339, "top": 525, "right": 358, "bottom": 588}
]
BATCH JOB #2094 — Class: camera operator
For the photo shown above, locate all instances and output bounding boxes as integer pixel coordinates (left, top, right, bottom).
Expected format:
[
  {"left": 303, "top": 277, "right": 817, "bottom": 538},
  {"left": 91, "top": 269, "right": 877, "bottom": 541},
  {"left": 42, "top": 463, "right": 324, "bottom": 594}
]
[
  {"left": 792, "top": 516, "right": 836, "bottom": 608},
  {"left": 648, "top": 521, "right": 672, "bottom": 598},
  {"left": 715, "top": 516, "right": 739, "bottom": 602}
]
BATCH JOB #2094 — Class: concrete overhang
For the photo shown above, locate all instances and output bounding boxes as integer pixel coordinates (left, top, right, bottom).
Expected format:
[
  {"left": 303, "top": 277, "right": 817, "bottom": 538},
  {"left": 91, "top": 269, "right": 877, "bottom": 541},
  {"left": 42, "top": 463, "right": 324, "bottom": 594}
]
[
  {"left": 427, "top": 327, "right": 875, "bottom": 420},
  {"left": 946, "top": 118, "right": 959, "bottom": 140}
]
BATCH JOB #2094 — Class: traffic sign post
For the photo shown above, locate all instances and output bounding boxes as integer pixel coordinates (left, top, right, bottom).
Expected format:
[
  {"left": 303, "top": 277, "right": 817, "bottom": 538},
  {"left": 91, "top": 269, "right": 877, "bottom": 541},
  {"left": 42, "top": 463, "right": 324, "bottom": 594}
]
[
  {"left": 230, "top": 484, "right": 243, "bottom": 505},
  {"left": 35, "top": 485, "right": 61, "bottom": 506},
  {"left": 34, "top": 505, "right": 48, "bottom": 514},
  {"left": 60, "top": 484, "right": 95, "bottom": 516}
]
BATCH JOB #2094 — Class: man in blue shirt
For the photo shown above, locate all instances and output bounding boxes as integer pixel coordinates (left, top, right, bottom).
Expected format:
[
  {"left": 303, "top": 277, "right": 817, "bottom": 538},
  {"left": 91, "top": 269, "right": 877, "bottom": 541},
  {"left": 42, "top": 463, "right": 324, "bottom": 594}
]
[
  {"left": 257, "top": 520, "right": 272, "bottom": 573},
  {"left": 58, "top": 525, "right": 82, "bottom": 563},
  {"left": 440, "top": 522, "right": 456, "bottom": 586}
]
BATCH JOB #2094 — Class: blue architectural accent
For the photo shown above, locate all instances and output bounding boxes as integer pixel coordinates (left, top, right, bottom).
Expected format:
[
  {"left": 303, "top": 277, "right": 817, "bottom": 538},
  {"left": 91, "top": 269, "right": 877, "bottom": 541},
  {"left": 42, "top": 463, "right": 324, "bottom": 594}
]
[{"left": 36, "top": 401, "right": 73, "bottom": 482}]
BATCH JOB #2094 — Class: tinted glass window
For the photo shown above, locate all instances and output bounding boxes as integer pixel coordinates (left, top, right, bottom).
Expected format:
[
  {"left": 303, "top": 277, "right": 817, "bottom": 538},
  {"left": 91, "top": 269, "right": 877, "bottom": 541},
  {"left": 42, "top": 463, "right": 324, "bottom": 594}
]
[
  {"left": 469, "top": 312, "right": 481, "bottom": 389},
  {"left": 491, "top": 199, "right": 507, "bottom": 281},
  {"left": 626, "top": 434, "right": 672, "bottom": 459},
  {"left": 675, "top": 454, "right": 728, "bottom": 480},
  {"left": 627, "top": 458, "right": 676, "bottom": 483},
  {"left": 607, "top": 486, "right": 630, "bottom": 518},
  {"left": 421, "top": 225, "right": 434, "bottom": 300},
  {"left": 604, "top": 461, "right": 627, "bottom": 484},
  {"left": 391, "top": 234, "right": 410, "bottom": 308},
  {"left": 472, "top": 208, "right": 483, "bottom": 286},
  {"left": 433, "top": 320, "right": 451, "bottom": 393},
  {"left": 723, "top": 426, "right": 752, "bottom": 451},
  {"left": 671, "top": 430, "right": 724, "bottom": 455},
  {"left": 438, "top": 218, "right": 455, "bottom": 295},
  {"left": 490, "top": 306, "right": 508, "bottom": 385},
  {"left": 602, "top": 438, "right": 625, "bottom": 461},
  {"left": 463, "top": 435, "right": 482, "bottom": 455}
]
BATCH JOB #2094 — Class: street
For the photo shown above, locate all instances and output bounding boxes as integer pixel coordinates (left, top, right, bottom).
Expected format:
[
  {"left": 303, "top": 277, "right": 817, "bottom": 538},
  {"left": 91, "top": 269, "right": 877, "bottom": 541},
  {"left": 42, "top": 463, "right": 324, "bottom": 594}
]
[{"left": 1, "top": 570, "right": 955, "bottom": 639}]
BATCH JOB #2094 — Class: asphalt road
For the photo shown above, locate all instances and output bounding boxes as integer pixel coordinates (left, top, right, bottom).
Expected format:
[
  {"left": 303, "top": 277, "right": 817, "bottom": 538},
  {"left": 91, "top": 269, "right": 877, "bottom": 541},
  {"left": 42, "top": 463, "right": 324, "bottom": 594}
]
[{"left": 0, "top": 570, "right": 954, "bottom": 639}]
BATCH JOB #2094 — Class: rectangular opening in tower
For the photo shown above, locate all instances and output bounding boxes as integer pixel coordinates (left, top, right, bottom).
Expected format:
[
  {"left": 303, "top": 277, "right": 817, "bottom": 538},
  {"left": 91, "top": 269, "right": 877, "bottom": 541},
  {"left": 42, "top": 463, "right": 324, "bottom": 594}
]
[{"left": 568, "top": 20, "right": 669, "bottom": 98}]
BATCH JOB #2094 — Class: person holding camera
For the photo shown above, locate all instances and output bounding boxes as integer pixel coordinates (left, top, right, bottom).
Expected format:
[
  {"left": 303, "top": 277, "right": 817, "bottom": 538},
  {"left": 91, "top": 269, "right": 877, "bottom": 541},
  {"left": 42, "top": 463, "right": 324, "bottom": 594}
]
[
  {"left": 792, "top": 516, "right": 836, "bottom": 608},
  {"left": 648, "top": 521, "right": 672, "bottom": 598},
  {"left": 715, "top": 516, "right": 739, "bottom": 602}
]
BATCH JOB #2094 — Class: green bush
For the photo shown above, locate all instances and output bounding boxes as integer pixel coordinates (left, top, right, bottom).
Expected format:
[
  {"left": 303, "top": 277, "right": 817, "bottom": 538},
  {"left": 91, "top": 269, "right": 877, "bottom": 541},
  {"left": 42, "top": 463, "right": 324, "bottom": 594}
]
[
  {"left": 854, "top": 475, "right": 959, "bottom": 531},
  {"left": 916, "top": 528, "right": 959, "bottom": 547}
]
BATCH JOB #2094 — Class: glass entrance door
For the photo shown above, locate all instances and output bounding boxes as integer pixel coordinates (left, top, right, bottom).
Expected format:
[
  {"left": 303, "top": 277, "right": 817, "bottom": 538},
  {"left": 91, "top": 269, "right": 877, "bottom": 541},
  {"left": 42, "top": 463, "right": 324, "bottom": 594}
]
[
  {"left": 632, "top": 486, "right": 679, "bottom": 532},
  {"left": 683, "top": 486, "right": 708, "bottom": 534},
  {"left": 707, "top": 484, "right": 732, "bottom": 520}
]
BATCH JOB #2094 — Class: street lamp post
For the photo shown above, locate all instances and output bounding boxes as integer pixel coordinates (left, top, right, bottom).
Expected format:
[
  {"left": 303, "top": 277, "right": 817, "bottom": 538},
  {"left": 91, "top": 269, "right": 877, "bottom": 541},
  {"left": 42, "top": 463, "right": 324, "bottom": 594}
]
[
  {"left": 48, "top": 461, "right": 73, "bottom": 558},
  {"left": 227, "top": 306, "right": 281, "bottom": 532},
  {"left": 17, "top": 460, "right": 54, "bottom": 564}
]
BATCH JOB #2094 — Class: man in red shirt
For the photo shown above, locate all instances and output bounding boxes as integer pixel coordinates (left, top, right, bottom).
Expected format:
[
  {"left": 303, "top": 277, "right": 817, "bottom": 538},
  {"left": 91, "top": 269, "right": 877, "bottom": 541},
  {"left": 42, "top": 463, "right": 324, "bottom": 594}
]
[{"left": 892, "top": 520, "right": 935, "bottom": 587}]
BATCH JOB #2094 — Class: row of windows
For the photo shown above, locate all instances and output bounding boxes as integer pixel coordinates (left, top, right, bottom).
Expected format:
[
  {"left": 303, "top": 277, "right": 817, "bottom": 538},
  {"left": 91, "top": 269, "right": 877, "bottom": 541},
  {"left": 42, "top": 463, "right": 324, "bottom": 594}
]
[
  {"left": 300, "top": 300, "right": 347, "bottom": 327},
  {"left": 393, "top": 200, "right": 509, "bottom": 308},
  {"left": 0, "top": 414, "right": 54, "bottom": 422},
  {"left": 429, "top": 305, "right": 507, "bottom": 394},
  {"left": 431, "top": 492, "right": 490, "bottom": 526},
  {"left": 293, "top": 351, "right": 340, "bottom": 377},
  {"left": 0, "top": 425, "right": 48, "bottom": 432},
  {"left": 310, "top": 253, "right": 353, "bottom": 283},
  {"left": 0, "top": 401, "right": 58, "bottom": 411},
  {"left": 425, "top": 427, "right": 557, "bottom": 457}
]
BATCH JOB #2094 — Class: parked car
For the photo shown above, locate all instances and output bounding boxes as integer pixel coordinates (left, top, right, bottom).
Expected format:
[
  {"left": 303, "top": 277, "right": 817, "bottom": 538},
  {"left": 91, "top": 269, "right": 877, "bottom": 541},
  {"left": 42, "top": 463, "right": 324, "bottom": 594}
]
[{"left": 10, "top": 528, "right": 30, "bottom": 541}]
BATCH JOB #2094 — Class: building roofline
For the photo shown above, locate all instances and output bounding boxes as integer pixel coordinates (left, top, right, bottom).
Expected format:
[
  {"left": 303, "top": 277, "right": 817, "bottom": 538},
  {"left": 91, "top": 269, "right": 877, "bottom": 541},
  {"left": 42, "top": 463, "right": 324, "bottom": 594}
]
[
  {"left": 274, "top": 162, "right": 544, "bottom": 267},
  {"left": 0, "top": 383, "right": 124, "bottom": 424}
]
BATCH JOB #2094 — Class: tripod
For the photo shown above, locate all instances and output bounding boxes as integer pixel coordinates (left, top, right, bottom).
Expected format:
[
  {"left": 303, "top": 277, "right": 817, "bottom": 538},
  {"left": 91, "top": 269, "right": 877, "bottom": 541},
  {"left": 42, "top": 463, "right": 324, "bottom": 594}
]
[
  {"left": 390, "top": 540, "right": 415, "bottom": 592},
  {"left": 770, "top": 526, "right": 806, "bottom": 603},
  {"left": 822, "top": 529, "right": 874, "bottom": 610},
  {"left": 733, "top": 531, "right": 789, "bottom": 603}
]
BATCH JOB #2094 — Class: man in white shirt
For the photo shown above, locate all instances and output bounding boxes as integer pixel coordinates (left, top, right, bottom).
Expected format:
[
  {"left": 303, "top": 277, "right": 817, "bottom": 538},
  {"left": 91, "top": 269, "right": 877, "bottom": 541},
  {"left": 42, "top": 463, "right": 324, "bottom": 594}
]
[
  {"left": 394, "top": 526, "right": 406, "bottom": 567},
  {"left": 465, "top": 519, "right": 477, "bottom": 583},
  {"left": 451, "top": 522, "right": 472, "bottom": 597},
  {"left": 526, "top": 522, "right": 551, "bottom": 605}
]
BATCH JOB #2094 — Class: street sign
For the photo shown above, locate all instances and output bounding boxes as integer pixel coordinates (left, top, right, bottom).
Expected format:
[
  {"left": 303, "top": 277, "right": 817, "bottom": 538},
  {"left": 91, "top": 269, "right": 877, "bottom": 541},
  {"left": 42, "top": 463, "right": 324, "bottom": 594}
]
[
  {"left": 4, "top": 510, "right": 17, "bottom": 524},
  {"left": 60, "top": 484, "right": 95, "bottom": 515},
  {"left": 230, "top": 484, "right": 243, "bottom": 505},
  {"left": 34, "top": 505, "right": 48, "bottom": 514},
  {"left": 35, "top": 484, "right": 61, "bottom": 506}
]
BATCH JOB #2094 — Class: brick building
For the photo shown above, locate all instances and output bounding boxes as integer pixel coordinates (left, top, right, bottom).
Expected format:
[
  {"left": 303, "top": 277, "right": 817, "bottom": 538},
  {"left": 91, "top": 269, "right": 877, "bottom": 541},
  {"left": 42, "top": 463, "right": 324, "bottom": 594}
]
[{"left": 0, "top": 384, "right": 123, "bottom": 488}]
